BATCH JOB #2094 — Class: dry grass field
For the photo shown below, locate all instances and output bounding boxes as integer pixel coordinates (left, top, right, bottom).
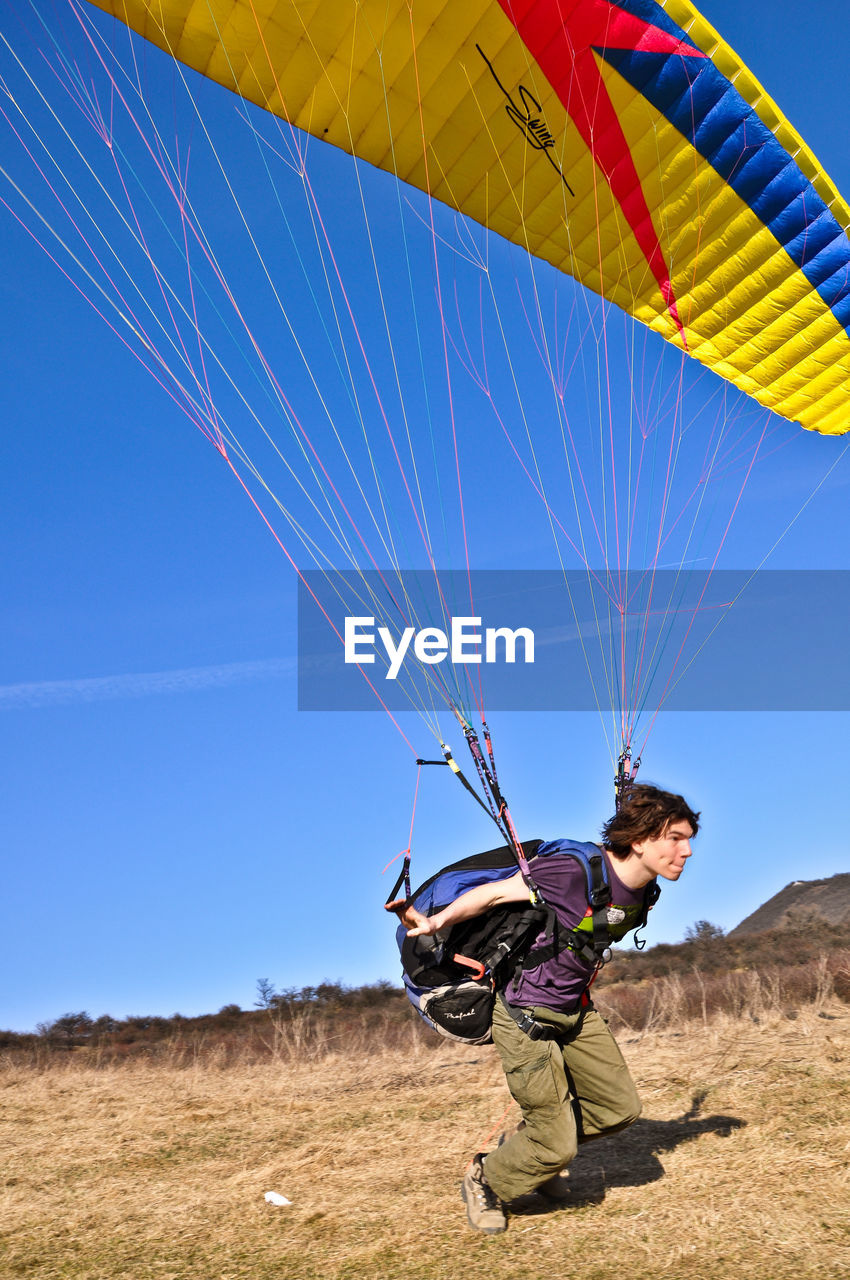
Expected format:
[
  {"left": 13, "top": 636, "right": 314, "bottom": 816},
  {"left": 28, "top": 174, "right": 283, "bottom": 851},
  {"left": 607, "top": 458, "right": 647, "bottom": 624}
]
[{"left": 2, "top": 1000, "right": 849, "bottom": 1280}]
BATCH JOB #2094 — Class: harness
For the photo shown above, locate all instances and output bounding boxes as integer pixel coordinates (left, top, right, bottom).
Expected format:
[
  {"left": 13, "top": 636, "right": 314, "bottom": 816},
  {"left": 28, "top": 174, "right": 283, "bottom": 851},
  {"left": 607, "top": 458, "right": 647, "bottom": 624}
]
[
  {"left": 501, "top": 845, "right": 660, "bottom": 1039},
  {"left": 518, "top": 846, "right": 660, "bottom": 970},
  {"left": 394, "top": 840, "right": 660, "bottom": 1045}
]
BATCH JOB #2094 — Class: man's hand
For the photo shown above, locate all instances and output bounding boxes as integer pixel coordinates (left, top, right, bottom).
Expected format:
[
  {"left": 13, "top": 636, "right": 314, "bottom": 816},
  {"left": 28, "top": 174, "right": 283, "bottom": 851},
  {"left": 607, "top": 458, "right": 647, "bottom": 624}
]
[{"left": 384, "top": 899, "right": 439, "bottom": 936}]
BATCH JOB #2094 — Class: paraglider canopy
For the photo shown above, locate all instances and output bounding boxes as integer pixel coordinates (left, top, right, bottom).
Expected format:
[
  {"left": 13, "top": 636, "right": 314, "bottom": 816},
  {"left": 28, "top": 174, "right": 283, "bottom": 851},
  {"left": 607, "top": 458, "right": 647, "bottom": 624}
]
[{"left": 86, "top": 0, "right": 850, "bottom": 434}]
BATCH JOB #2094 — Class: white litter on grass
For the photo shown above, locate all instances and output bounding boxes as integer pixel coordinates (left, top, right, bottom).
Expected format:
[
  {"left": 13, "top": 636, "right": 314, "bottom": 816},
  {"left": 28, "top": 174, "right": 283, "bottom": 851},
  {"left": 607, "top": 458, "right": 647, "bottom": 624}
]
[{"left": 263, "top": 1191, "right": 292, "bottom": 1207}]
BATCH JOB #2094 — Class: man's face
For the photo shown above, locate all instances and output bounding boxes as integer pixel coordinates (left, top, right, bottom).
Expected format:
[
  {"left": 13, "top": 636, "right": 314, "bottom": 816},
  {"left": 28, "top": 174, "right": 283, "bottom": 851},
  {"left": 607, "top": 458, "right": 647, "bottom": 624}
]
[{"left": 632, "top": 819, "right": 694, "bottom": 881}]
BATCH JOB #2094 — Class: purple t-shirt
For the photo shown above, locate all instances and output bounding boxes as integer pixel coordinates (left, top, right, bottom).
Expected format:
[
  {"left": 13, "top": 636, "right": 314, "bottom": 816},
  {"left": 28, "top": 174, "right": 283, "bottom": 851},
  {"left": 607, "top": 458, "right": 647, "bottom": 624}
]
[{"left": 504, "top": 844, "right": 650, "bottom": 1013}]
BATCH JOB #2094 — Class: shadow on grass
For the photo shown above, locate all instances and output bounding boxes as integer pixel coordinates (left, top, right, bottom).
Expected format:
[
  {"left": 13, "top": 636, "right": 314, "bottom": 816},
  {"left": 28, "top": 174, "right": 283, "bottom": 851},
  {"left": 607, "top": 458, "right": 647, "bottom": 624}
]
[{"left": 509, "top": 1091, "right": 745, "bottom": 1216}]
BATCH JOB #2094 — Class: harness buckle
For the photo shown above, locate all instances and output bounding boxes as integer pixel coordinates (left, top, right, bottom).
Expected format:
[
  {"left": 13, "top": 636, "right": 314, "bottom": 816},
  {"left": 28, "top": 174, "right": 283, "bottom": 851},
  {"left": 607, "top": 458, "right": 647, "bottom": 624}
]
[
  {"left": 502, "top": 998, "right": 559, "bottom": 1041},
  {"left": 520, "top": 1013, "right": 556, "bottom": 1041}
]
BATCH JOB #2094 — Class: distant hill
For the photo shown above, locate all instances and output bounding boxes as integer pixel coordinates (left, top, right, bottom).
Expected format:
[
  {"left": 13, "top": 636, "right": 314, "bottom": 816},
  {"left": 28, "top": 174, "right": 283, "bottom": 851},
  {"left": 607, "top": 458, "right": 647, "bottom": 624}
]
[{"left": 729, "top": 872, "right": 850, "bottom": 937}]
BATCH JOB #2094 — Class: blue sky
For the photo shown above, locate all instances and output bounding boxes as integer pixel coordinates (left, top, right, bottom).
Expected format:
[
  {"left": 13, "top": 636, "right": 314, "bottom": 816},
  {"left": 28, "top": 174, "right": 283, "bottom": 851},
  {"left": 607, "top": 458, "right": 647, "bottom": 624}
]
[{"left": 1, "top": 0, "right": 849, "bottom": 1032}]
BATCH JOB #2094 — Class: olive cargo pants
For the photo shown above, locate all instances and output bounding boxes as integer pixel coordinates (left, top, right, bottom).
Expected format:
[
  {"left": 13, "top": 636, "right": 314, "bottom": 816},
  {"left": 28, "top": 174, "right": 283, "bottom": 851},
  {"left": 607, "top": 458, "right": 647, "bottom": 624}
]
[{"left": 482, "top": 995, "right": 641, "bottom": 1202}]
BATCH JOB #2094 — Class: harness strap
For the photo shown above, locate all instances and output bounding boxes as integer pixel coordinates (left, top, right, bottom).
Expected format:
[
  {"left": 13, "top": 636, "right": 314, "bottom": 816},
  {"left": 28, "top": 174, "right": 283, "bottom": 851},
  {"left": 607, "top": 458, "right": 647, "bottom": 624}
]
[
  {"left": 513, "top": 857, "right": 661, "bottom": 975},
  {"left": 517, "top": 929, "right": 605, "bottom": 972},
  {"left": 632, "top": 880, "right": 662, "bottom": 950},
  {"left": 444, "top": 711, "right": 536, "bottom": 892},
  {"left": 440, "top": 741, "right": 499, "bottom": 822},
  {"left": 499, "top": 994, "right": 562, "bottom": 1041},
  {"left": 587, "top": 852, "right": 612, "bottom": 961},
  {"left": 385, "top": 857, "right": 411, "bottom": 906},
  {"left": 460, "top": 727, "right": 535, "bottom": 888}
]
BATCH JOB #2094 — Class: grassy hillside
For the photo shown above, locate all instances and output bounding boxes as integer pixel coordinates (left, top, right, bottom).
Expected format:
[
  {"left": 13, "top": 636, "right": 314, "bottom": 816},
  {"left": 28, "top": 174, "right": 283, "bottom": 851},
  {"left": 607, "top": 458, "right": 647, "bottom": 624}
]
[
  {"left": 729, "top": 873, "right": 850, "bottom": 935},
  {"left": 3, "top": 997, "right": 848, "bottom": 1279}
]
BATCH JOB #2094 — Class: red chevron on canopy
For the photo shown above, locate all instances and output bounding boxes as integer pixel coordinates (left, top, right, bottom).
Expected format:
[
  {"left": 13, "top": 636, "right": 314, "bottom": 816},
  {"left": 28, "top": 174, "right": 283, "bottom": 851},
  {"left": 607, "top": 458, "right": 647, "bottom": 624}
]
[{"left": 498, "top": 0, "right": 708, "bottom": 341}]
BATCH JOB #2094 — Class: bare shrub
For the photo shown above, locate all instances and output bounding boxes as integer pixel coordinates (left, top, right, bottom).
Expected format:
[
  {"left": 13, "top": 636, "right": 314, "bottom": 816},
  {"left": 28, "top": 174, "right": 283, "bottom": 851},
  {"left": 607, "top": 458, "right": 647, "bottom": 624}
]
[
  {"left": 832, "top": 953, "right": 850, "bottom": 1002},
  {"left": 595, "top": 948, "right": 850, "bottom": 1034},
  {"left": 5, "top": 951, "right": 849, "bottom": 1071}
]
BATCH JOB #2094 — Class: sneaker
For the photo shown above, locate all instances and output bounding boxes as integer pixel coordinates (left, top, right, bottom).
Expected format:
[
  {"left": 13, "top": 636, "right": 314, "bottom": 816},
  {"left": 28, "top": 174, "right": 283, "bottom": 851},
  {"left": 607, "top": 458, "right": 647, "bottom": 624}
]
[{"left": 461, "top": 1153, "right": 507, "bottom": 1234}]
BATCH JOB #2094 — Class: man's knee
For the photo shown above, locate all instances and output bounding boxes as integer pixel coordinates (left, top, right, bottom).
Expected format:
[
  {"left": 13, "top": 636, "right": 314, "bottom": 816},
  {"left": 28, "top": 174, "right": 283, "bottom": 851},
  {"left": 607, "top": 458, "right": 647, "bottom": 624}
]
[
  {"left": 618, "top": 1093, "right": 642, "bottom": 1129},
  {"left": 525, "top": 1109, "right": 578, "bottom": 1170},
  {"left": 622, "top": 1078, "right": 642, "bottom": 1124},
  {"left": 598, "top": 1088, "right": 642, "bottom": 1137}
]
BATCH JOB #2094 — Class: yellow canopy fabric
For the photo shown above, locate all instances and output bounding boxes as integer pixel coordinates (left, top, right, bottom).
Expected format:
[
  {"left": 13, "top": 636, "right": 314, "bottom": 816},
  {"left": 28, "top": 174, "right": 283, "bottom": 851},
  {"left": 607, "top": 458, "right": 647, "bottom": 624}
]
[{"left": 88, "top": 0, "right": 850, "bottom": 434}]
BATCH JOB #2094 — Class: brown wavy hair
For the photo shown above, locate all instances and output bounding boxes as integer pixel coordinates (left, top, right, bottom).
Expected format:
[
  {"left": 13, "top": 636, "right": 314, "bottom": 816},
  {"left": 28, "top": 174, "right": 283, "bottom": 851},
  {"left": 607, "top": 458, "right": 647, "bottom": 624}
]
[{"left": 601, "top": 783, "right": 700, "bottom": 858}]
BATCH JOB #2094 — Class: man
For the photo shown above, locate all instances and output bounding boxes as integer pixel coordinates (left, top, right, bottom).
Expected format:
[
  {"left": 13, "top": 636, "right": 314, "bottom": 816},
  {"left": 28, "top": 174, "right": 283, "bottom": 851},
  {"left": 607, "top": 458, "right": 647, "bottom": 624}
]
[{"left": 396, "top": 783, "right": 699, "bottom": 1233}]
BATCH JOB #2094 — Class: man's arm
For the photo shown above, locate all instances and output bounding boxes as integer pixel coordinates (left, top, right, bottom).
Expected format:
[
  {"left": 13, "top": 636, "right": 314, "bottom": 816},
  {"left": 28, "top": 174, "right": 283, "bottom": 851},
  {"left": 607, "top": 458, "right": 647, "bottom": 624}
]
[{"left": 386, "top": 870, "right": 530, "bottom": 937}]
